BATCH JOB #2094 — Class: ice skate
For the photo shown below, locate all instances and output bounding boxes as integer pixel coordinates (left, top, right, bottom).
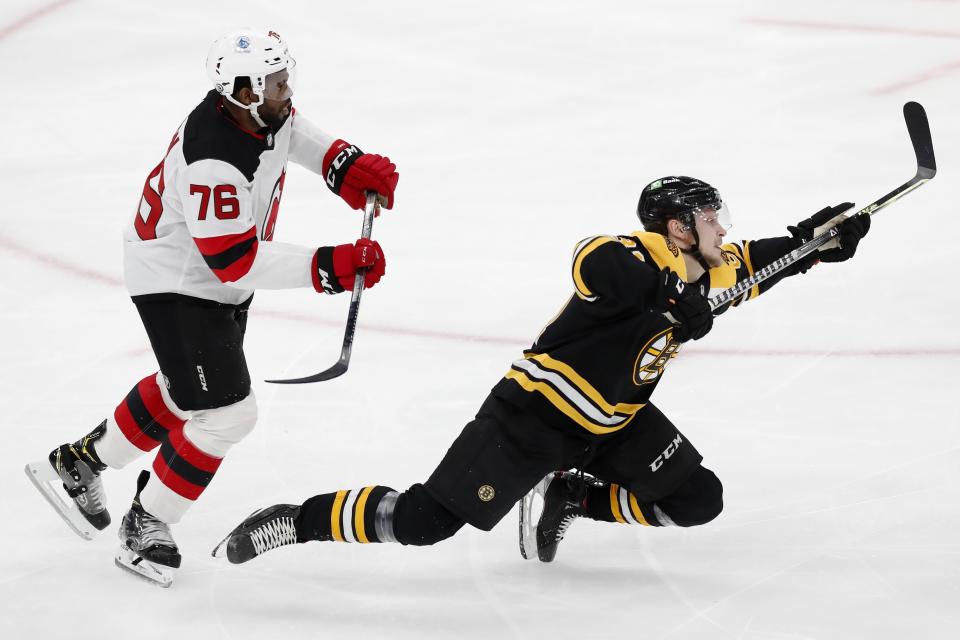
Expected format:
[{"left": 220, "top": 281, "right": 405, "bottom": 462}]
[
  {"left": 519, "top": 471, "right": 586, "bottom": 562},
  {"left": 115, "top": 470, "right": 181, "bottom": 588},
  {"left": 25, "top": 421, "right": 110, "bottom": 540},
  {"left": 212, "top": 504, "right": 300, "bottom": 564}
]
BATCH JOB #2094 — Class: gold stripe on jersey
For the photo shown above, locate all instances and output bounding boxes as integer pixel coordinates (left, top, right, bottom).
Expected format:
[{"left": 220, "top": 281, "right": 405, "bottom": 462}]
[
  {"left": 529, "top": 354, "right": 645, "bottom": 416},
  {"left": 354, "top": 486, "right": 375, "bottom": 544},
  {"left": 609, "top": 484, "right": 627, "bottom": 523},
  {"left": 505, "top": 369, "right": 641, "bottom": 435},
  {"left": 731, "top": 241, "right": 761, "bottom": 300},
  {"left": 631, "top": 231, "right": 687, "bottom": 278},
  {"left": 330, "top": 490, "right": 348, "bottom": 542},
  {"left": 572, "top": 236, "right": 616, "bottom": 300},
  {"left": 506, "top": 355, "right": 645, "bottom": 435}
]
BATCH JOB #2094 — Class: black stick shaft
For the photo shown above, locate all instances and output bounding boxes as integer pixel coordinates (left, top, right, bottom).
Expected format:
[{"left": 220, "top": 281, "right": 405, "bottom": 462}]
[
  {"left": 266, "top": 192, "right": 379, "bottom": 384},
  {"left": 708, "top": 101, "right": 935, "bottom": 311}
]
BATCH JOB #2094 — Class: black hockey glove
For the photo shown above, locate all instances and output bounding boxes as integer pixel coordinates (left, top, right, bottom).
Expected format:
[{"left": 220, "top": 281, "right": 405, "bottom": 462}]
[
  {"left": 788, "top": 202, "right": 871, "bottom": 264},
  {"left": 655, "top": 268, "right": 713, "bottom": 343}
]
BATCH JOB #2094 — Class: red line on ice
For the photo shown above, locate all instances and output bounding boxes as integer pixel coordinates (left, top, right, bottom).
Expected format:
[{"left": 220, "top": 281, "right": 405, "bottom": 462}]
[
  {"left": 744, "top": 18, "right": 960, "bottom": 41},
  {"left": 0, "top": 234, "right": 123, "bottom": 287},
  {"left": 744, "top": 18, "right": 960, "bottom": 103},
  {"left": 0, "top": 0, "right": 75, "bottom": 41},
  {"left": 3, "top": 234, "right": 958, "bottom": 358},
  {"left": 870, "top": 59, "right": 960, "bottom": 94}
]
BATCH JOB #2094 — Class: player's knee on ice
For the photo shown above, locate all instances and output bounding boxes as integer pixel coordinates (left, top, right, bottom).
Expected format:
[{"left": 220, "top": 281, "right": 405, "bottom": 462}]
[
  {"left": 393, "top": 484, "right": 465, "bottom": 546},
  {"left": 654, "top": 466, "right": 723, "bottom": 527}
]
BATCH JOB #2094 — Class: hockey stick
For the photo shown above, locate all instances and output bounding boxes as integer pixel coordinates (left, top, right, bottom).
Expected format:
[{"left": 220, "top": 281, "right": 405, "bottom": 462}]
[
  {"left": 708, "top": 101, "right": 936, "bottom": 312},
  {"left": 266, "top": 192, "right": 379, "bottom": 384}
]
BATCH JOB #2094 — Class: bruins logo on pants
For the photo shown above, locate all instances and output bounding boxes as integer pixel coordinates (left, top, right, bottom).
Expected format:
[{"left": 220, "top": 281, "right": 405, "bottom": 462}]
[{"left": 633, "top": 327, "right": 681, "bottom": 385}]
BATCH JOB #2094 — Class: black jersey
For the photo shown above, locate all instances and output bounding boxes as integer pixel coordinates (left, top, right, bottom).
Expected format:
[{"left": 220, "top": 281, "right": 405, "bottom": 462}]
[{"left": 490, "top": 230, "right": 800, "bottom": 436}]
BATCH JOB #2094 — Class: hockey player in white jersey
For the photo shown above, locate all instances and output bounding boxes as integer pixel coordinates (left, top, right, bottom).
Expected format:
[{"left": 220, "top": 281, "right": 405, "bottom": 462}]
[{"left": 24, "top": 28, "right": 398, "bottom": 587}]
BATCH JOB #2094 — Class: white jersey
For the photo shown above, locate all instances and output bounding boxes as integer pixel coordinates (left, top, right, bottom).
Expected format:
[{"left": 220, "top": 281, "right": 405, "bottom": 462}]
[{"left": 123, "top": 90, "right": 336, "bottom": 305}]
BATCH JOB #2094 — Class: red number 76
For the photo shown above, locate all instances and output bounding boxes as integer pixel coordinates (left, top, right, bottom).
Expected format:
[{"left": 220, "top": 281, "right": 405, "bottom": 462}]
[{"left": 190, "top": 184, "right": 240, "bottom": 220}]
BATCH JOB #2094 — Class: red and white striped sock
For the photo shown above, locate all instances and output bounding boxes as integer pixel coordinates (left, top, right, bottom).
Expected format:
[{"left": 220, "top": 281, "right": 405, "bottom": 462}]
[
  {"left": 95, "top": 372, "right": 189, "bottom": 469},
  {"left": 140, "top": 427, "right": 224, "bottom": 524}
]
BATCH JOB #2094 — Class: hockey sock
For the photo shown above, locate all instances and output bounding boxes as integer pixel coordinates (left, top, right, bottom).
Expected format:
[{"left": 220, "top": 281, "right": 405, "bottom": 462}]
[
  {"left": 95, "top": 372, "right": 188, "bottom": 468},
  {"left": 582, "top": 482, "right": 661, "bottom": 526},
  {"left": 390, "top": 484, "right": 465, "bottom": 546},
  {"left": 296, "top": 486, "right": 399, "bottom": 543},
  {"left": 140, "top": 427, "right": 223, "bottom": 524}
]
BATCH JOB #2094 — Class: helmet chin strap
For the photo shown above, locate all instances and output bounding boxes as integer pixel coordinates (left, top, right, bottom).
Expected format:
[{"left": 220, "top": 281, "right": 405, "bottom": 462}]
[
  {"left": 247, "top": 101, "right": 268, "bottom": 129},
  {"left": 679, "top": 214, "right": 712, "bottom": 273},
  {"left": 224, "top": 92, "right": 269, "bottom": 129},
  {"left": 680, "top": 243, "right": 712, "bottom": 273}
]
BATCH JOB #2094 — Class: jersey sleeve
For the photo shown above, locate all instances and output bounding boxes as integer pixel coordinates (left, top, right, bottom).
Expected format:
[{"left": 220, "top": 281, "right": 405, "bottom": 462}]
[
  {"left": 571, "top": 235, "right": 660, "bottom": 308},
  {"left": 722, "top": 235, "right": 804, "bottom": 305},
  {"left": 288, "top": 112, "right": 336, "bottom": 176},
  {"left": 180, "top": 159, "right": 315, "bottom": 290}
]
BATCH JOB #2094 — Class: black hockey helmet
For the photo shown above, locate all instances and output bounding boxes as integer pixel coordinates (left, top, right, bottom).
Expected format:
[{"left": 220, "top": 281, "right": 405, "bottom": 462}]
[{"left": 637, "top": 176, "right": 722, "bottom": 232}]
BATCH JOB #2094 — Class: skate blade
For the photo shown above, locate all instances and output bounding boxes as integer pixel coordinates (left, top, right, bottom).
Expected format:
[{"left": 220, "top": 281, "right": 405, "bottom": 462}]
[
  {"left": 115, "top": 545, "right": 175, "bottom": 588},
  {"left": 210, "top": 531, "right": 231, "bottom": 559},
  {"left": 210, "top": 507, "right": 262, "bottom": 558},
  {"left": 518, "top": 474, "right": 552, "bottom": 560},
  {"left": 24, "top": 460, "right": 96, "bottom": 541}
]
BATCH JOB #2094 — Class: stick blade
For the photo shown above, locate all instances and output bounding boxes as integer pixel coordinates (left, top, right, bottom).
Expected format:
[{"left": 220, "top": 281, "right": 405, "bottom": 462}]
[
  {"left": 904, "top": 101, "right": 936, "bottom": 177},
  {"left": 265, "top": 361, "right": 348, "bottom": 385}
]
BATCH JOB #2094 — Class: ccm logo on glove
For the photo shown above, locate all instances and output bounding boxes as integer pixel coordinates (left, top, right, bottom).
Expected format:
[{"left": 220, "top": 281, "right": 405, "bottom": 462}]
[
  {"left": 312, "top": 239, "right": 386, "bottom": 295},
  {"left": 322, "top": 139, "right": 399, "bottom": 211}
]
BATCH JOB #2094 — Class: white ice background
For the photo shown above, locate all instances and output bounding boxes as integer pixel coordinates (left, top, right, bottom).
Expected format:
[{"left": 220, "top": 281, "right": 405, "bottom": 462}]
[{"left": 1, "top": 1, "right": 959, "bottom": 638}]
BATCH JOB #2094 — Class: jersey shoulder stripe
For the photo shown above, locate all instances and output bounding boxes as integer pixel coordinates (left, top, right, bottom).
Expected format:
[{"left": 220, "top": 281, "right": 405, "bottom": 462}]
[
  {"left": 571, "top": 235, "right": 617, "bottom": 300},
  {"left": 631, "top": 231, "right": 687, "bottom": 279},
  {"left": 181, "top": 90, "right": 268, "bottom": 182}
]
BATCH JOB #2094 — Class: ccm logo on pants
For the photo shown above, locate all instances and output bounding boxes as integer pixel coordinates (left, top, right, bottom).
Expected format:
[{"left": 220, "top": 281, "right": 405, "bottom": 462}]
[{"left": 649, "top": 434, "right": 683, "bottom": 472}]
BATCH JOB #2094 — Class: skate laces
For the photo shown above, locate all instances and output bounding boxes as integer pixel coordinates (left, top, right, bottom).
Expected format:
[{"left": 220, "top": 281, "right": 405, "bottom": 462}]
[
  {"left": 248, "top": 516, "right": 297, "bottom": 556},
  {"left": 556, "top": 480, "right": 581, "bottom": 540},
  {"left": 83, "top": 474, "right": 108, "bottom": 513},
  {"left": 555, "top": 511, "right": 577, "bottom": 541},
  {"left": 546, "top": 473, "right": 583, "bottom": 542}
]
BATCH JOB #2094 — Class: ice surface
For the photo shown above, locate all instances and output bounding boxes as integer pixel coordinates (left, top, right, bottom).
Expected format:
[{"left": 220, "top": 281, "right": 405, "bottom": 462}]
[{"left": 2, "top": 1, "right": 959, "bottom": 638}]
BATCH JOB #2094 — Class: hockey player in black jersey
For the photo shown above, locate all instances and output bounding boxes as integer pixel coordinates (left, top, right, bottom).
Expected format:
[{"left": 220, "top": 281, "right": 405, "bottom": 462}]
[
  {"left": 25, "top": 28, "right": 398, "bottom": 587},
  {"left": 213, "top": 176, "right": 870, "bottom": 565}
]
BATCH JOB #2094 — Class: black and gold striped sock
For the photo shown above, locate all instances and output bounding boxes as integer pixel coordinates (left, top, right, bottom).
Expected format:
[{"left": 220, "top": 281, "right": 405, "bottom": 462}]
[
  {"left": 296, "top": 486, "right": 398, "bottom": 543},
  {"left": 582, "top": 482, "right": 662, "bottom": 526}
]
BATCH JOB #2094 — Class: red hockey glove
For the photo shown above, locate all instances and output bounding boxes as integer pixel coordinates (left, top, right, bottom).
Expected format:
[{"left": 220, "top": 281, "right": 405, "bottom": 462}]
[
  {"left": 322, "top": 139, "right": 399, "bottom": 210},
  {"left": 312, "top": 239, "right": 386, "bottom": 294},
  {"left": 655, "top": 269, "right": 713, "bottom": 343}
]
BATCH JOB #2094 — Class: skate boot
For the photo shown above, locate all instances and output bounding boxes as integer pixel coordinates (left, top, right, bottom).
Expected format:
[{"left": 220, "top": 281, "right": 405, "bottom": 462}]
[
  {"left": 25, "top": 420, "right": 110, "bottom": 540},
  {"left": 212, "top": 504, "right": 300, "bottom": 564},
  {"left": 519, "top": 470, "right": 586, "bottom": 562},
  {"left": 115, "top": 470, "right": 181, "bottom": 588}
]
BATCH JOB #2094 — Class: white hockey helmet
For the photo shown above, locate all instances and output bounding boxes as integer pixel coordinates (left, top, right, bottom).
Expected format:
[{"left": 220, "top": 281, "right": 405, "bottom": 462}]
[{"left": 206, "top": 29, "right": 296, "bottom": 127}]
